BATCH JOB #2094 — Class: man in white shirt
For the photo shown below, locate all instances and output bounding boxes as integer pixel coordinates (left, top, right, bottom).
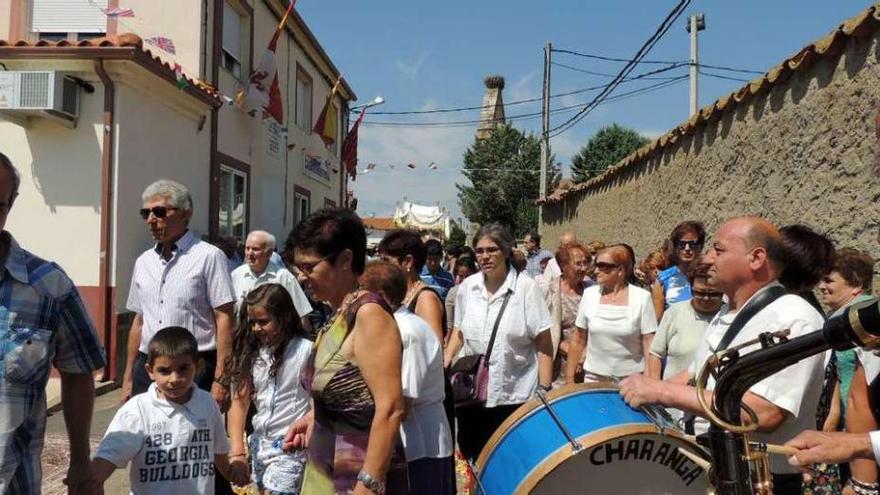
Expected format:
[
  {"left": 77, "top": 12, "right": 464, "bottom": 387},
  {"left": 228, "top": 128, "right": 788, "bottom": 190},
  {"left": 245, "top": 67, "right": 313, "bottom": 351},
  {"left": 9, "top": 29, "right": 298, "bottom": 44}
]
[
  {"left": 620, "top": 216, "right": 825, "bottom": 494},
  {"left": 231, "top": 230, "right": 312, "bottom": 331}
]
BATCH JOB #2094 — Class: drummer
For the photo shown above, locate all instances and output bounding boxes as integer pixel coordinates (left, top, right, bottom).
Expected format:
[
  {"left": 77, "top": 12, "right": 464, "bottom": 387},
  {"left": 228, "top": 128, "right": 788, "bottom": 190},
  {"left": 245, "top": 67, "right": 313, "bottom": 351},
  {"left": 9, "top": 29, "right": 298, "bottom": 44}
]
[{"left": 619, "top": 216, "right": 826, "bottom": 495}]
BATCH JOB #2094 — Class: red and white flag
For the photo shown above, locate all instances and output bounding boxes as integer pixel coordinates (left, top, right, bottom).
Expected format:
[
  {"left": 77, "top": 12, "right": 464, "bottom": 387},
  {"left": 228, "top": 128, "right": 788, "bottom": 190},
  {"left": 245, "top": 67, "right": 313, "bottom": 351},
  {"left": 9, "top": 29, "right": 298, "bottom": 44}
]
[
  {"left": 238, "top": 1, "right": 294, "bottom": 123},
  {"left": 145, "top": 36, "right": 176, "bottom": 55},
  {"left": 103, "top": 7, "right": 134, "bottom": 17}
]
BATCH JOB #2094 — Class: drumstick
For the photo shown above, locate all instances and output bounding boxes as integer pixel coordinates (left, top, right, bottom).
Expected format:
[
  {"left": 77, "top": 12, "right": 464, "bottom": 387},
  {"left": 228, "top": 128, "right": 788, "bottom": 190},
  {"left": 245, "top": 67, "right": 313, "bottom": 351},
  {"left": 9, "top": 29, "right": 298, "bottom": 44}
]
[{"left": 677, "top": 447, "right": 712, "bottom": 471}]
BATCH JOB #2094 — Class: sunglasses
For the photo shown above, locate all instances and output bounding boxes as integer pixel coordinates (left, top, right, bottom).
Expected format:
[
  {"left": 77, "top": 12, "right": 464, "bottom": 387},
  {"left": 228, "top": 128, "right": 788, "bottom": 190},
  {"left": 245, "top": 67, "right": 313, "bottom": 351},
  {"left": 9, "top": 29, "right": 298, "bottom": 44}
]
[
  {"left": 675, "top": 240, "right": 703, "bottom": 251},
  {"left": 474, "top": 246, "right": 501, "bottom": 256},
  {"left": 139, "top": 206, "right": 178, "bottom": 219},
  {"left": 595, "top": 261, "right": 619, "bottom": 272},
  {"left": 693, "top": 290, "right": 724, "bottom": 300}
]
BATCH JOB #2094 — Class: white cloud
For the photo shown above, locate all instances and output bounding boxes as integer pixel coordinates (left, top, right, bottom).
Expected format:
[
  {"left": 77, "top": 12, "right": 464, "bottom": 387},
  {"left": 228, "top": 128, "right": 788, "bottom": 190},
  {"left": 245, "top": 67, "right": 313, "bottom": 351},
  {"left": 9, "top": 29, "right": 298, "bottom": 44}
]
[{"left": 395, "top": 51, "right": 430, "bottom": 80}]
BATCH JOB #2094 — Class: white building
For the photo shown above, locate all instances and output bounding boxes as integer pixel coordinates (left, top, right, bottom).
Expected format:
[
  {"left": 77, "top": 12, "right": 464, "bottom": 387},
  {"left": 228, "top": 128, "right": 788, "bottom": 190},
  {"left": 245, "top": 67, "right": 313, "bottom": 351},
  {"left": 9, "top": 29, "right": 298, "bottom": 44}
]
[{"left": 0, "top": 0, "right": 356, "bottom": 378}]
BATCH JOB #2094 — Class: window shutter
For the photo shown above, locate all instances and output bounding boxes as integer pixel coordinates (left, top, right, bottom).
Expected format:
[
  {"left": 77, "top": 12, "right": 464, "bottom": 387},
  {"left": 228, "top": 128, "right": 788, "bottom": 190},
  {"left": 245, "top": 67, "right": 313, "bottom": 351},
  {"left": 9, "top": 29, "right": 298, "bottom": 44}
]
[
  {"left": 32, "top": 0, "right": 109, "bottom": 33},
  {"left": 222, "top": 2, "right": 242, "bottom": 61}
]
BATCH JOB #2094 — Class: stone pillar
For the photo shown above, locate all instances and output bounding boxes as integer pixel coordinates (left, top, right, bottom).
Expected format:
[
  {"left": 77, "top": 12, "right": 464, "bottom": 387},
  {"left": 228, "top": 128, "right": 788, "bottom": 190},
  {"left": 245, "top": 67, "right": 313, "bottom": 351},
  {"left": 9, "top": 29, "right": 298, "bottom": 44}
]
[{"left": 476, "top": 75, "right": 506, "bottom": 140}]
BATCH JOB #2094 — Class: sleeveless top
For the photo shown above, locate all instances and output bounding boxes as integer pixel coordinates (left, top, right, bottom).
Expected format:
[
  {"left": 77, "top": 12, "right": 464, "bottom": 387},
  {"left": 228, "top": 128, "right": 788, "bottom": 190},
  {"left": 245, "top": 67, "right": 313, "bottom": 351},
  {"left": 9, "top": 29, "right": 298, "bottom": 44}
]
[
  {"left": 302, "top": 291, "right": 409, "bottom": 494},
  {"left": 658, "top": 265, "right": 692, "bottom": 307},
  {"left": 407, "top": 286, "right": 447, "bottom": 338}
]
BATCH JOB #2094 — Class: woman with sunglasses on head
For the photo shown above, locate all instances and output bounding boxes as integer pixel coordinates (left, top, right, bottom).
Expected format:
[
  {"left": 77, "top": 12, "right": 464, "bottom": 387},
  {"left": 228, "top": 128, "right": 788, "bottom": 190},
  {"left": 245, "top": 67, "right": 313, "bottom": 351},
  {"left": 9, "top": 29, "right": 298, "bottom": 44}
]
[
  {"left": 567, "top": 244, "right": 658, "bottom": 384},
  {"left": 646, "top": 260, "right": 723, "bottom": 381},
  {"left": 651, "top": 221, "right": 706, "bottom": 322},
  {"left": 443, "top": 223, "right": 553, "bottom": 462},
  {"left": 282, "top": 208, "right": 408, "bottom": 494}
]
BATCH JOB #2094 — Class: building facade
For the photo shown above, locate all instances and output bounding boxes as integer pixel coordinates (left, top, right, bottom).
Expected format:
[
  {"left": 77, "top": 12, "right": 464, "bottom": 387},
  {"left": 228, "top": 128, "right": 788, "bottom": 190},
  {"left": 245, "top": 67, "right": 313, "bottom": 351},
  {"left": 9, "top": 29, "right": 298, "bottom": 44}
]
[{"left": 0, "top": 0, "right": 356, "bottom": 378}]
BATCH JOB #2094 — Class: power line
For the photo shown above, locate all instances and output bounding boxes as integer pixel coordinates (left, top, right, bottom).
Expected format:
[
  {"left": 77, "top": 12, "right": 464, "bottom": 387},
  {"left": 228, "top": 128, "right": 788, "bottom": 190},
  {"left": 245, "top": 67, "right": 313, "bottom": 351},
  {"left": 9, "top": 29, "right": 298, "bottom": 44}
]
[
  {"left": 361, "top": 75, "right": 688, "bottom": 128},
  {"left": 696, "top": 63, "right": 764, "bottom": 75},
  {"left": 551, "top": 47, "right": 686, "bottom": 65},
  {"left": 549, "top": 0, "right": 691, "bottom": 138},
  {"left": 698, "top": 69, "right": 750, "bottom": 83},
  {"left": 550, "top": 61, "right": 688, "bottom": 80}
]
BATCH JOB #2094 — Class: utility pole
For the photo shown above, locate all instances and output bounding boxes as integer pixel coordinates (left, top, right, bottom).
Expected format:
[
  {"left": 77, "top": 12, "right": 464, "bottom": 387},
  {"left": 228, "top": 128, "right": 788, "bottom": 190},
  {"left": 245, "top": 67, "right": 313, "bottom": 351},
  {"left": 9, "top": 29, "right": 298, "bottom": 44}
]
[
  {"left": 539, "top": 41, "right": 551, "bottom": 234},
  {"left": 686, "top": 13, "right": 706, "bottom": 116}
]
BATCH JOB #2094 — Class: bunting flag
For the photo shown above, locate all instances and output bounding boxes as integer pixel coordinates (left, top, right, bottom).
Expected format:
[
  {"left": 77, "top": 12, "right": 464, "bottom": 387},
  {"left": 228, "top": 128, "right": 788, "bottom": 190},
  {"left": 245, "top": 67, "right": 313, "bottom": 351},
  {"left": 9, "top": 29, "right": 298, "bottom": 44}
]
[
  {"left": 342, "top": 108, "right": 366, "bottom": 179},
  {"left": 239, "top": 0, "right": 295, "bottom": 123},
  {"left": 103, "top": 7, "right": 134, "bottom": 17},
  {"left": 429, "top": 162, "right": 438, "bottom": 170},
  {"left": 145, "top": 36, "right": 176, "bottom": 54},
  {"left": 407, "top": 163, "right": 416, "bottom": 169},
  {"left": 312, "top": 77, "right": 342, "bottom": 146},
  {"left": 173, "top": 64, "right": 189, "bottom": 90}
]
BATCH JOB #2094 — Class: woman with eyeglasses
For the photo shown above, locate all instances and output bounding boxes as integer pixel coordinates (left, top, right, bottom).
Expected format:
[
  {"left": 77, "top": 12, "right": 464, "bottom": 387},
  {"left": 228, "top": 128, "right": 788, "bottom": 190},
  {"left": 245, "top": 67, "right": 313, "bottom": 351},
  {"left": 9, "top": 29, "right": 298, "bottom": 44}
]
[
  {"left": 646, "top": 261, "right": 723, "bottom": 381},
  {"left": 282, "top": 209, "right": 409, "bottom": 494},
  {"left": 651, "top": 221, "right": 706, "bottom": 321},
  {"left": 443, "top": 223, "right": 553, "bottom": 462},
  {"left": 545, "top": 242, "right": 592, "bottom": 386},
  {"left": 567, "top": 244, "right": 658, "bottom": 384}
]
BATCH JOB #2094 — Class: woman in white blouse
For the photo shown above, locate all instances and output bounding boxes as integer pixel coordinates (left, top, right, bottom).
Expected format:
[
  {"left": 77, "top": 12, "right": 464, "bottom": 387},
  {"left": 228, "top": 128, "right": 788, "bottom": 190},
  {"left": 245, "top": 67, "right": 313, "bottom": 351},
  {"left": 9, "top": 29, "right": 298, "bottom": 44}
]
[
  {"left": 443, "top": 223, "right": 554, "bottom": 462},
  {"left": 566, "top": 244, "right": 658, "bottom": 383}
]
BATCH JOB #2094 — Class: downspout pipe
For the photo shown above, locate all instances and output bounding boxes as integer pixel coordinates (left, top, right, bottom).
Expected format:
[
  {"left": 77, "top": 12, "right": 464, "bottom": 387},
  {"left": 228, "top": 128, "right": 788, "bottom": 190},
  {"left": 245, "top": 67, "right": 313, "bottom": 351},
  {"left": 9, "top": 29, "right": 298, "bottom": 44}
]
[{"left": 94, "top": 59, "right": 115, "bottom": 382}]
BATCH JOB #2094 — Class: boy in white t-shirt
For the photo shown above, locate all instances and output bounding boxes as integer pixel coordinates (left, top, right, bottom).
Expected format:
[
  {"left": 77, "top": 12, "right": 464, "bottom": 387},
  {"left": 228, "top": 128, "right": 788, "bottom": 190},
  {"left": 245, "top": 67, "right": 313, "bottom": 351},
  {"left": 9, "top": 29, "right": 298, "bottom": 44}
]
[{"left": 90, "top": 327, "right": 232, "bottom": 494}]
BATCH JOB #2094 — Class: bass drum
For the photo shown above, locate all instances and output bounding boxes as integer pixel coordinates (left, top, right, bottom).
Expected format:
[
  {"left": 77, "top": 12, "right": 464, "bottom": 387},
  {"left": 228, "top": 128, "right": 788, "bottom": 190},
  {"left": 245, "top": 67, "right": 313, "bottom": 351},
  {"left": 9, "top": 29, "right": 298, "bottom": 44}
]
[{"left": 475, "top": 384, "right": 710, "bottom": 494}]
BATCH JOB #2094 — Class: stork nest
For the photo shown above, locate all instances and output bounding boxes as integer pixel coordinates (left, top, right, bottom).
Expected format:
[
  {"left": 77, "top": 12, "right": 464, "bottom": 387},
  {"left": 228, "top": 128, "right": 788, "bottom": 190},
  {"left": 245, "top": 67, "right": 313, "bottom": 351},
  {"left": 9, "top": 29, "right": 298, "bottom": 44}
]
[{"left": 484, "top": 75, "right": 505, "bottom": 89}]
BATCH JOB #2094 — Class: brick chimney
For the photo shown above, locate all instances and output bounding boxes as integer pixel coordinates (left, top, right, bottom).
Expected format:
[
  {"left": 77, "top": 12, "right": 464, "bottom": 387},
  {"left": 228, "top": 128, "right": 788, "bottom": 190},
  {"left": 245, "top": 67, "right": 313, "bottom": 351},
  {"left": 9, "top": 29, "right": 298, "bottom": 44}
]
[{"left": 476, "top": 75, "right": 506, "bottom": 140}]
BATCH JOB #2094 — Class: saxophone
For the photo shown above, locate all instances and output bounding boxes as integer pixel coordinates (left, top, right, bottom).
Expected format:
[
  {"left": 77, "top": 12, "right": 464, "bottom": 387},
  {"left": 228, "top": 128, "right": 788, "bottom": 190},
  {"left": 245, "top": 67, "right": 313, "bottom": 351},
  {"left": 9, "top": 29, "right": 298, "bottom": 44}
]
[{"left": 694, "top": 297, "right": 880, "bottom": 494}]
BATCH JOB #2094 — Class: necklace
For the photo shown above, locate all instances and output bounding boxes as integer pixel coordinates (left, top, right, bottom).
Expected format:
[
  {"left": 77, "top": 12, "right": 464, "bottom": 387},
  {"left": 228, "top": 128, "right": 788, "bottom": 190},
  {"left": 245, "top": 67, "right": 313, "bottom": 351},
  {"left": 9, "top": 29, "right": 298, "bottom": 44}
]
[{"left": 404, "top": 280, "right": 426, "bottom": 306}]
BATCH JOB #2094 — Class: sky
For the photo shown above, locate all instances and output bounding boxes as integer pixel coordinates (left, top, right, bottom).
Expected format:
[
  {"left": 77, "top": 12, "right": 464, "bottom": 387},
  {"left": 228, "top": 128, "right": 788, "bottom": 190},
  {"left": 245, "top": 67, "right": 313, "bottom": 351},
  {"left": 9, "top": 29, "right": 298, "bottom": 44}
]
[{"left": 295, "top": 1, "right": 873, "bottom": 222}]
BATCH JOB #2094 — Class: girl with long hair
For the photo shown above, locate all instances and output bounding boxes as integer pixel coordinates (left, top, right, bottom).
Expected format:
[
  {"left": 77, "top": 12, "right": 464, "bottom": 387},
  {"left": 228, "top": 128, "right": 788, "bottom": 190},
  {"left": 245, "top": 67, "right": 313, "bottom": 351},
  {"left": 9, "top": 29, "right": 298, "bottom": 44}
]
[{"left": 224, "top": 283, "right": 313, "bottom": 494}]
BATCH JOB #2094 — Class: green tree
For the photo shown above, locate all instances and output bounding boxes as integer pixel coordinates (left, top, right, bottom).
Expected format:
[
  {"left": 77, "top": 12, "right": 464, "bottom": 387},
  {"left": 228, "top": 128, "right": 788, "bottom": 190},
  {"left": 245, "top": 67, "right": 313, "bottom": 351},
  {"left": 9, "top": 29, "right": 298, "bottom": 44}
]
[
  {"left": 570, "top": 124, "right": 649, "bottom": 183},
  {"left": 445, "top": 222, "right": 467, "bottom": 252},
  {"left": 457, "top": 125, "right": 560, "bottom": 237}
]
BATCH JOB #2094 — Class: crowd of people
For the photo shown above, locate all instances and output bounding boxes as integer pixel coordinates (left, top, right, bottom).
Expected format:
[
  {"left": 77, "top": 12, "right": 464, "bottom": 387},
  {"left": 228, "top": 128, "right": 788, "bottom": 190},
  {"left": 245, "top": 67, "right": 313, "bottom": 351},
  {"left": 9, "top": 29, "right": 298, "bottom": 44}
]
[{"left": 1, "top": 146, "right": 880, "bottom": 495}]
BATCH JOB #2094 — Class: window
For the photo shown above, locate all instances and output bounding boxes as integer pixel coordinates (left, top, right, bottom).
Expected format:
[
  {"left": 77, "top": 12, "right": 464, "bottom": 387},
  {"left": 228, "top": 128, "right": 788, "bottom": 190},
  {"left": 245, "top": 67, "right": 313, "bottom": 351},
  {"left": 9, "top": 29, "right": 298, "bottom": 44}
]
[
  {"left": 31, "top": 0, "right": 108, "bottom": 35},
  {"left": 38, "top": 32, "right": 69, "bottom": 42},
  {"left": 218, "top": 165, "right": 248, "bottom": 242},
  {"left": 295, "top": 67, "right": 312, "bottom": 130},
  {"left": 293, "top": 186, "right": 310, "bottom": 226},
  {"left": 324, "top": 198, "right": 336, "bottom": 208},
  {"left": 222, "top": 1, "right": 244, "bottom": 79}
]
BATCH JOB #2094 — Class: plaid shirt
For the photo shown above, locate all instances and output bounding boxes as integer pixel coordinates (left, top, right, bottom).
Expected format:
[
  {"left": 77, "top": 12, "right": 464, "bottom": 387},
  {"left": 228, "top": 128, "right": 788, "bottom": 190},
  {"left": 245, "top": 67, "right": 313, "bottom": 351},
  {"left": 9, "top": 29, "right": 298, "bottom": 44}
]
[{"left": 0, "top": 234, "right": 106, "bottom": 494}]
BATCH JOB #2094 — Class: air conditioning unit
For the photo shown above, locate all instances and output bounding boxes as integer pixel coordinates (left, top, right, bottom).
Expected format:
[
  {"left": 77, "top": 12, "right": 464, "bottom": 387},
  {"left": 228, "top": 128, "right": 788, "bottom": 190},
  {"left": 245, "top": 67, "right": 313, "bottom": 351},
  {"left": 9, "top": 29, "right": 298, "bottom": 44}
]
[{"left": 0, "top": 71, "right": 80, "bottom": 126}]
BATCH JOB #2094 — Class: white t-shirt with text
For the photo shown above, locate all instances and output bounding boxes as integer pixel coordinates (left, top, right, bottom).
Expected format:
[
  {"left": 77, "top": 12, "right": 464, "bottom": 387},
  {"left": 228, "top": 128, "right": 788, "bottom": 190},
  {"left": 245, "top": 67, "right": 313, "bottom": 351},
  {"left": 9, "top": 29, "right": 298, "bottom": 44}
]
[{"left": 95, "top": 384, "right": 230, "bottom": 495}]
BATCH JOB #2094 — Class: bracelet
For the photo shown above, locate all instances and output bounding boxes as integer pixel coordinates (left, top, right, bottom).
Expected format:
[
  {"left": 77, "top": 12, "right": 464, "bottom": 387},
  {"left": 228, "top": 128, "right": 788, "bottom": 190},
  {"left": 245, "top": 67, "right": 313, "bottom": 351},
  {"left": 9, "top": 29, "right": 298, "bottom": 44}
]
[
  {"left": 849, "top": 478, "right": 880, "bottom": 495},
  {"left": 357, "top": 471, "right": 386, "bottom": 495}
]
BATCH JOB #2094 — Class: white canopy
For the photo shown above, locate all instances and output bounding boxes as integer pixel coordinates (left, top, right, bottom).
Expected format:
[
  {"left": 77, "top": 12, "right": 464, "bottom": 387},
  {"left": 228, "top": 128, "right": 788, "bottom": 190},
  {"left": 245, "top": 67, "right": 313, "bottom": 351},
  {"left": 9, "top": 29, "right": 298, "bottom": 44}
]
[{"left": 393, "top": 201, "right": 450, "bottom": 237}]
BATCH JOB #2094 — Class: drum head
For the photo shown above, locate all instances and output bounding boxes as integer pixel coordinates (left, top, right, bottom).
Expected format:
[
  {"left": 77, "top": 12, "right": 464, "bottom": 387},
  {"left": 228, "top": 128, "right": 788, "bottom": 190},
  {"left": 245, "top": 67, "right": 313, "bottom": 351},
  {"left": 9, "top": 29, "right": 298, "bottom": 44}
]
[{"left": 530, "top": 431, "right": 706, "bottom": 494}]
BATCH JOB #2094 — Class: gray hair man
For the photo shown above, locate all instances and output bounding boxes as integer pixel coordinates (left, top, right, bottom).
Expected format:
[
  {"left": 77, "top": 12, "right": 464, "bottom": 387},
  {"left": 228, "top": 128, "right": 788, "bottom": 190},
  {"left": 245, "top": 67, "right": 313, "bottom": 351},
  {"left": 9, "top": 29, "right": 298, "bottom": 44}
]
[
  {"left": 0, "top": 153, "right": 106, "bottom": 494},
  {"left": 231, "top": 230, "right": 313, "bottom": 331},
  {"left": 123, "top": 179, "right": 236, "bottom": 412}
]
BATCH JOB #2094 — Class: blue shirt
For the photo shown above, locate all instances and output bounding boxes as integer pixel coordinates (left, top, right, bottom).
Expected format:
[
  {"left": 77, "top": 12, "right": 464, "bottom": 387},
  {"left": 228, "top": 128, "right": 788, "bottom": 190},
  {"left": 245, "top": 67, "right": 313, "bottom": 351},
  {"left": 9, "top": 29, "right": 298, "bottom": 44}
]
[
  {"left": 525, "top": 248, "right": 554, "bottom": 278},
  {"left": 0, "top": 234, "right": 106, "bottom": 494},
  {"left": 420, "top": 266, "right": 454, "bottom": 300},
  {"left": 658, "top": 265, "right": 692, "bottom": 308}
]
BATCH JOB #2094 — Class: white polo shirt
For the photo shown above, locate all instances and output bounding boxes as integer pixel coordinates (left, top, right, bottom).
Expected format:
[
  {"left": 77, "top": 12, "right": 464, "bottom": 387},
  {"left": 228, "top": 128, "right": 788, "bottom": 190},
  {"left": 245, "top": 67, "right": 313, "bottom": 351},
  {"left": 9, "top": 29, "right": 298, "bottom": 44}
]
[
  {"left": 230, "top": 261, "right": 313, "bottom": 318},
  {"left": 95, "top": 384, "right": 230, "bottom": 495},
  {"left": 689, "top": 283, "right": 826, "bottom": 475},
  {"left": 454, "top": 268, "right": 552, "bottom": 407}
]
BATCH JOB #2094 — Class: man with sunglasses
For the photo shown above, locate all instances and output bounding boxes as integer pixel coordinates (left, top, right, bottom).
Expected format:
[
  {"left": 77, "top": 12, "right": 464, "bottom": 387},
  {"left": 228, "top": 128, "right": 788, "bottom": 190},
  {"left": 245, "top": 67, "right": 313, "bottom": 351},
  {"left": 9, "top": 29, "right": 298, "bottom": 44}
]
[
  {"left": 621, "top": 217, "right": 826, "bottom": 495},
  {"left": 123, "top": 180, "right": 236, "bottom": 416}
]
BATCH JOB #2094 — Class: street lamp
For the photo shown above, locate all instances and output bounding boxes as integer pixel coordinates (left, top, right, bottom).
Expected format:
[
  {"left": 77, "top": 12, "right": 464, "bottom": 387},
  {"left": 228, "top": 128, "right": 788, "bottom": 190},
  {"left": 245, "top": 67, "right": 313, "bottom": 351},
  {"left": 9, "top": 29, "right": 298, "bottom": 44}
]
[{"left": 352, "top": 96, "right": 385, "bottom": 111}]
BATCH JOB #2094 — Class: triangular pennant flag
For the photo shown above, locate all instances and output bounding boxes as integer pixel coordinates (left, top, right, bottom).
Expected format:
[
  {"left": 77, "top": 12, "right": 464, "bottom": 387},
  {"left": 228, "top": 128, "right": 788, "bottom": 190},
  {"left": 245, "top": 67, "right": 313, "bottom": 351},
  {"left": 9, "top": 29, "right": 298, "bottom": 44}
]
[
  {"left": 145, "top": 36, "right": 176, "bottom": 55},
  {"left": 173, "top": 64, "right": 189, "bottom": 90},
  {"left": 103, "top": 7, "right": 134, "bottom": 17},
  {"left": 407, "top": 163, "right": 416, "bottom": 169},
  {"left": 428, "top": 162, "right": 438, "bottom": 170}
]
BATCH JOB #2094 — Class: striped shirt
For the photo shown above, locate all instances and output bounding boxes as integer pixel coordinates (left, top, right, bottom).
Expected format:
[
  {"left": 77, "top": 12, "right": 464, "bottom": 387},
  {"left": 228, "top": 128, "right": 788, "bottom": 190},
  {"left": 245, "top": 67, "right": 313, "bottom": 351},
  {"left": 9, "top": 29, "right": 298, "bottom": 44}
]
[
  {"left": 126, "top": 230, "right": 236, "bottom": 352},
  {"left": 0, "top": 233, "right": 106, "bottom": 495}
]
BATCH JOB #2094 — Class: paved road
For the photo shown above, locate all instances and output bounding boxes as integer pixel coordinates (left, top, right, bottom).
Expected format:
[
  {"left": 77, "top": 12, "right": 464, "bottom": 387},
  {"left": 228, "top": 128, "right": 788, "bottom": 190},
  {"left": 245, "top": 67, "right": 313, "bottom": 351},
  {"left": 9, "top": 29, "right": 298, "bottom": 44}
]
[{"left": 42, "top": 386, "right": 129, "bottom": 494}]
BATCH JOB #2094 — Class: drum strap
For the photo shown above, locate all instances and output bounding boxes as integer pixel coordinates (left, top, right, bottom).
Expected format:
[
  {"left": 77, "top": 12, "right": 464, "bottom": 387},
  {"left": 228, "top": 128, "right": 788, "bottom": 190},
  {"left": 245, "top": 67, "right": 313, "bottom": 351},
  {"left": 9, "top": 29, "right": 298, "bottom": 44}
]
[{"left": 684, "top": 283, "right": 787, "bottom": 434}]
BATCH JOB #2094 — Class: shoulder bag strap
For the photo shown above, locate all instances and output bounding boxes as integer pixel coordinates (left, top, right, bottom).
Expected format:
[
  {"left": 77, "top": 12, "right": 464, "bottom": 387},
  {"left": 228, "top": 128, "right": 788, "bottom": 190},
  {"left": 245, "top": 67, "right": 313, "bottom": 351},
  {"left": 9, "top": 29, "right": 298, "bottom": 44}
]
[
  {"left": 484, "top": 277, "right": 516, "bottom": 365},
  {"left": 716, "top": 284, "right": 787, "bottom": 352}
]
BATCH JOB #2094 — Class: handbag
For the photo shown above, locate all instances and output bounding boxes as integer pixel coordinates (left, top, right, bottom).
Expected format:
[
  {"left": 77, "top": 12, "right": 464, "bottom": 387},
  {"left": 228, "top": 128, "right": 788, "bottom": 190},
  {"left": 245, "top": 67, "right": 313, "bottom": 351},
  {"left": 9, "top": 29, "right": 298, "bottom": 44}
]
[{"left": 450, "top": 283, "right": 514, "bottom": 407}]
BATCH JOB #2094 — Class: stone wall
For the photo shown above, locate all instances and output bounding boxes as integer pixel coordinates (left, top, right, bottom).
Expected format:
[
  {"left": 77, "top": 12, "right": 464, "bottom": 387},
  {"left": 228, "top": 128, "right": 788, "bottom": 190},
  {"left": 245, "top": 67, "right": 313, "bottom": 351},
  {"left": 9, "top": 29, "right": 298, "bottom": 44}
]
[{"left": 542, "top": 26, "right": 880, "bottom": 293}]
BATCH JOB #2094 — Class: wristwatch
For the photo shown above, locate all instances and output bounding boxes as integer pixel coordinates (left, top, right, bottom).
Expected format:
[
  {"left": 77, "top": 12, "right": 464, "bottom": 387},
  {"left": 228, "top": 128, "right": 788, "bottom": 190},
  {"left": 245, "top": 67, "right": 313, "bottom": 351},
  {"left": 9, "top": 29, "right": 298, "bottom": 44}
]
[{"left": 357, "top": 471, "right": 386, "bottom": 494}]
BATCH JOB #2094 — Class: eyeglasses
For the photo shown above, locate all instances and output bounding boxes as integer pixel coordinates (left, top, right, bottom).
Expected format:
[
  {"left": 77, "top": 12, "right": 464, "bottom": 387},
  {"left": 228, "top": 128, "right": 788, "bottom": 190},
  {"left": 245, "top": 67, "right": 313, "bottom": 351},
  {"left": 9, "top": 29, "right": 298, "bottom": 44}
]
[
  {"left": 595, "top": 261, "right": 619, "bottom": 272},
  {"left": 693, "top": 290, "right": 723, "bottom": 300},
  {"left": 294, "top": 254, "right": 334, "bottom": 275},
  {"left": 139, "top": 206, "right": 178, "bottom": 220},
  {"left": 675, "top": 240, "right": 703, "bottom": 251},
  {"left": 474, "top": 246, "right": 501, "bottom": 256}
]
